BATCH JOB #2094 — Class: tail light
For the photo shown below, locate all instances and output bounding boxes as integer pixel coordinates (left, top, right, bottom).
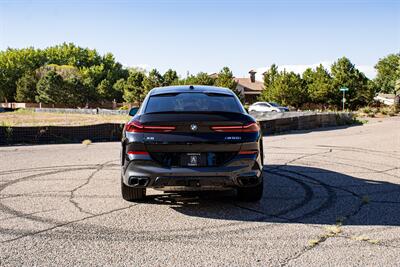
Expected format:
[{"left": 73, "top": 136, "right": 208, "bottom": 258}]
[
  {"left": 125, "top": 120, "right": 176, "bottom": 133},
  {"left": 211, "top": 122, "right": 260, "bottom": 133},
  {"left": 127, "top": 151, "right": 149, "bottom": 155},
  {"left": 238, "top": 150, "right": 258, "bottom": 155}
]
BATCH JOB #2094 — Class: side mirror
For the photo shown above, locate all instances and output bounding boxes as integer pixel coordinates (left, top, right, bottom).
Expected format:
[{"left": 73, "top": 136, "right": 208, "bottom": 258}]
[{"left": 128, "top": 107, "right": 139, "bottom": 116}]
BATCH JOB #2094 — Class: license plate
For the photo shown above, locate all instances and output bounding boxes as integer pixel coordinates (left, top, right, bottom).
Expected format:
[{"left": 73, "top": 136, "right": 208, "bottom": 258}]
[{"left": 181, "top": 153, "right": 204, "bottom": 166}]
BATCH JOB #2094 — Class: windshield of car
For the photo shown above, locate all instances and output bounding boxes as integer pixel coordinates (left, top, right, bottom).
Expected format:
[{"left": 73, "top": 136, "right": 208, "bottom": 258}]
[
  {"left": 145, "top": 92, "right": 243, "bottom": 113},
  {"left": 268, "top": 102, "right": 280, "bottom": 107}
]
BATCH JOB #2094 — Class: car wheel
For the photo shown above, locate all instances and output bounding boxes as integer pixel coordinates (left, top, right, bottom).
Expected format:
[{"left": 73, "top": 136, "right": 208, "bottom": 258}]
[
  {"left": 121, "top": 179, "right": 146, "bottom": 201},
  {"left": 237, "top": 180, "right": 263, "bottom": 202}
]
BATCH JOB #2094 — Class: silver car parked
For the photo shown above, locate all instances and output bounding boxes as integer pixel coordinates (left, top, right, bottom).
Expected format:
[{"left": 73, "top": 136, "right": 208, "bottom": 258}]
[{"left": 248, "top": 102, "right": 289, "bottom": 113}]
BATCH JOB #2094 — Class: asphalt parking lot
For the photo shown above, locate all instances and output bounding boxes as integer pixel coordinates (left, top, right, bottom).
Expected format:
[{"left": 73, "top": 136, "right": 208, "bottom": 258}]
[{"left": 0, "top": 117, "right": 399, "bottom": 266}]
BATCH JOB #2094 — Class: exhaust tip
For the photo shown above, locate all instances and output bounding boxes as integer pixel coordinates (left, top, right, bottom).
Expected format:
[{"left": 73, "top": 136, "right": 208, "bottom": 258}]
[
  {"left": 129, "top": 176, "right": 149, "bottom": 187},
  {"left": 237, "top": 176, "right": 259, "bottom": 186}
]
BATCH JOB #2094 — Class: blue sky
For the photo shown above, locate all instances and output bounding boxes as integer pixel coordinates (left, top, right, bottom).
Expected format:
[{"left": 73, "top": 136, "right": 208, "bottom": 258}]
[{"left": 1, "top": 0, "right": 399, "bottom": 78}]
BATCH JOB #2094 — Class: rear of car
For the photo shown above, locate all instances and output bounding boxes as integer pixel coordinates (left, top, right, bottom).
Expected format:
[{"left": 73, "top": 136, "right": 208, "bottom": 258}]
[{"left": 121, "top": 86, "right": 264, "bottom": 202}]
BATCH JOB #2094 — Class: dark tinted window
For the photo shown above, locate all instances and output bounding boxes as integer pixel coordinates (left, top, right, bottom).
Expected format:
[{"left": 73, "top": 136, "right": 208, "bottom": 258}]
[{"left": 145, "top": 93, "right": 242, "bottom": 113}]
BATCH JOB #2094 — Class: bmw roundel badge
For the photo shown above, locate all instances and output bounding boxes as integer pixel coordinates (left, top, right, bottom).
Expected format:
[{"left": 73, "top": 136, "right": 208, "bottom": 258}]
[{"left": 190, "top": 124, "right": 198, "bottom": 131}]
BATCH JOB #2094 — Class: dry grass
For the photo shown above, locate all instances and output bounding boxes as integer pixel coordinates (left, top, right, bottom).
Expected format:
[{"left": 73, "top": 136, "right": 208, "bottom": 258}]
[
  {"left": 82, "top": 139, "right": 92, "bottom": 145},
  {"left": 308, "top": 224, "right": 343, "bottom": 248},
  {"left": 308, "top": 239, "right": 321, "bottom": 247},
  {"left": 357, "top": 106, "right": 399, "bottom": 118},
  {"left": 0, "top": 110, "right": 130, "bottom": 126},
  {"left": 351, "top": 235, "right": 380, "bottom": 244},
  {"left": 324, "top": 225, "right": 342, "bottom": 235},
  {"left": 351, "top": 235, "right": 370, "bottom": 241}
]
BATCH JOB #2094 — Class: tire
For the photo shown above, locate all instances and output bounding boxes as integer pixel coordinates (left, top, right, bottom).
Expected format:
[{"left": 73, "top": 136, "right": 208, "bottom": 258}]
[
  {"left": 121, "top": 179, "right": 146, "bottom": 201},
  {"left": 237, "top": 180, "right": 263, "bottom": 202}
]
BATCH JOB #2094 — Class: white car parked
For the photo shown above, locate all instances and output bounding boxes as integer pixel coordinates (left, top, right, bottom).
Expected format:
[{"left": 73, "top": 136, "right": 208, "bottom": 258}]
[{"left": 248, "top": 102, "right": 289, "bottom": 113}]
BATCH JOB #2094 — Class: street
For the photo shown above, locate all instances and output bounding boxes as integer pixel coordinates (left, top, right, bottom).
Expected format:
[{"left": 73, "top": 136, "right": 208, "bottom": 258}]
[{"left": 0, "top": 117, "right": 399, "bottom": 266}]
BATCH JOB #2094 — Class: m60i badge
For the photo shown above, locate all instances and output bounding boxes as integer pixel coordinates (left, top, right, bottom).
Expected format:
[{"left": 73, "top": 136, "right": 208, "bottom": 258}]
[{"left": 225, "top": 136, "right": 241, "bottom": 140}]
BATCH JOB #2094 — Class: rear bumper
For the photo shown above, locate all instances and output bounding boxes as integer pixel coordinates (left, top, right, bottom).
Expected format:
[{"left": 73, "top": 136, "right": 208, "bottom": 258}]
[{"left": 122, "top": 156, "right": 262, "bottom": 190}]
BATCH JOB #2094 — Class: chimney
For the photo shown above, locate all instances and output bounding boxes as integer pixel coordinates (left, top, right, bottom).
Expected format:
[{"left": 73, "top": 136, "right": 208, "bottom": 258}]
[{"left": 249, "top": 70, "right": 256, "bottom": 83}]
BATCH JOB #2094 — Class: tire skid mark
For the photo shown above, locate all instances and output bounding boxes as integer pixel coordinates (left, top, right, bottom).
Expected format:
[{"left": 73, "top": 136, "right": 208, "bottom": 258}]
[
  {"left": 1, "top": 205, "right": 137, "bottom": 244},
  {"left": 316, "top": 145, "right": 400, "bottom": 159},
  {"left": 0, "top": 162, "right": 119, "bottom": 176},
  {"left": 0, "top": 209, "right": 56, "bottom": 222},
  {"left": 270, "top": 169, "right": 337, "bottom": 221},
  {"left": 289, "top": 158, "right": 400, "bottom": 179}
]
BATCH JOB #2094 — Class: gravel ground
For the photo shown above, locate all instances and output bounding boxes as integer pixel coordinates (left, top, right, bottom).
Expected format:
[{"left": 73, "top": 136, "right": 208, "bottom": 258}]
[{"left": 0, "top": 116, "right": 399, "bottom": 266}]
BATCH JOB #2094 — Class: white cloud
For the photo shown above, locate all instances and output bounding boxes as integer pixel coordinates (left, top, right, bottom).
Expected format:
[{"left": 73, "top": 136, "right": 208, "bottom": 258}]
[
  {"left": 254, "top": 61, "right": 376, "bottom": 81},
  {"left": 357, "top": 65, "right": 376, "bottom": 79}
]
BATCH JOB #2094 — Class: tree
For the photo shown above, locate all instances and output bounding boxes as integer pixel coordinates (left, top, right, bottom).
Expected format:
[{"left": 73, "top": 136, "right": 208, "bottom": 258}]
[
  {"left": 123, "top": 70, "right": 146, "bottom": 104},
  {"left": 331, "top": 57, "right": 373, "bottom": 109},
  {"left": 215, "top": 67, "right": 237, "bottom": 89},
  {"left": 302, "top": 64, "right": 334, "bottom": 105},
  {"left": 374, "top": 53, "right": 400, "bottom": 94},
  {"left": 163, "top": 69, "right": 178, "bottom": 86},
  {"left": 44, "top": 42, "right": 101, "bottom": 67},
  {"left": 260, "top": 64, "right": 279, "bottom": 102},
  {"left": 0, "top": 47, "right": 46, "bottom": 102},
  {"left": 15, "top": 72, "right": 38, "bottom": 102},
  {"left": 0, "top": 43, "right": 128, "bottom": 103},
  {"left": 180, "top": 72, "right": 215, "bottom": 86},
  {"left": 261, "top": 71, "right": 307, "bottom": 108},
  {"left": 215, "top": 67, "right": 239, "bottom": 99},
  {"left": 35, "top": 64, "right": 89, "bottom": 105},
  {"left": 96, "top": 79, "right": 112, "bottom": 100},
  {"left": 263, "top": 64, "right": 278, "bottom": 90},
  {"left": 142, "top": 69, "right": 164, "bottom": 99},
  {"left": 113, "top": 78, "right": 126, "bottom": 95},
  {"left": 63, "top": 76, "right": 86, "bottom": 106},
  {"left": 35, "top": 71, "right": 64, "bottom": 104}
]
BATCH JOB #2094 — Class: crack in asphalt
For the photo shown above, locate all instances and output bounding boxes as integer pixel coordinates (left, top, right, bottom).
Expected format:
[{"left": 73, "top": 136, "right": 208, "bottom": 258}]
[
  {"left": 0, "top": 167, "right": 102, "bottom": 226},
  {"left": 69, "top": 160, "right": 115, "bottom": 216}
]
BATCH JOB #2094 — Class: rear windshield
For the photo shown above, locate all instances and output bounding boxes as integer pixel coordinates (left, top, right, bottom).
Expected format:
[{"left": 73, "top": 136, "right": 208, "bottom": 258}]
[{"left": 145, "top": 93, "right": 242, "bottom": 113}]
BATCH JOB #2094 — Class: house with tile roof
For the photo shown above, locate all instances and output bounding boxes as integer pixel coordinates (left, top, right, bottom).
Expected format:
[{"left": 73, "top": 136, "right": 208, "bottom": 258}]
[
  {"left": 234, "top": 70, "right": 264, "bottom": 103},
  {"left": 209, "top": 70, "right": 264, "bottom": 104}
]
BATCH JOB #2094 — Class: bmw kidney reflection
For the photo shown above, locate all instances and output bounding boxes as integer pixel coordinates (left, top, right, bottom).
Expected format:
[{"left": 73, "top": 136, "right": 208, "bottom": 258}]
[{"left": 121, "top": 85, "right": 264, "bottom": 202}]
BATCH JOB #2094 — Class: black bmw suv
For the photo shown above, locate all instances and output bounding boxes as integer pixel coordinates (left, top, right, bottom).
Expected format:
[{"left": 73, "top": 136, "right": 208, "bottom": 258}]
[{"left": 121, "top": 85, "right": 264, "bottom": 202}]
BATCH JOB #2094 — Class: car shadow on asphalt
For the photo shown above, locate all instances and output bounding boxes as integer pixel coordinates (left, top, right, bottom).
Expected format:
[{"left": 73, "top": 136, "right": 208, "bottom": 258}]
[{"left": 144, "top": 164, "right": 400, "bottom": 226}]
